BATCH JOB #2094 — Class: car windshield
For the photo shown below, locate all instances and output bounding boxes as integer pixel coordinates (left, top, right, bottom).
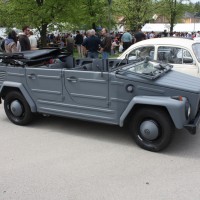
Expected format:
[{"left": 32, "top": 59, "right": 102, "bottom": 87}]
[
  {"left": 117, "top": 59, "right": 172, "bottom": 80},
  {"left": 192, "top": 43, "right": 200, "bottom": 62}
]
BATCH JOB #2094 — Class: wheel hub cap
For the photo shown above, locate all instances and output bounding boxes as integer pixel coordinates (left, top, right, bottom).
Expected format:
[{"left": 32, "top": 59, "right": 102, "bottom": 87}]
[
  {"left": 10, "top": 100, "right": 23, "bottom": 117},
  {"left": 140, "top": 120, "right": 159, "bottom": 140}
]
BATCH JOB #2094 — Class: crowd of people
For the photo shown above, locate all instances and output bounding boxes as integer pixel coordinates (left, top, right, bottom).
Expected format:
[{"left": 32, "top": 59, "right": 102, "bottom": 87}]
[
  {"left": 1, "top": 26, "right": 38, "bottom": 53},
  {"left": 2, "top": 26, "right": 200, "bottom": 59},
  {"left": 46, "top": 28, "right": 113, "bottom": 59},
  {"left": 45, "top": 28, "right": 200, "bottom": 59}
]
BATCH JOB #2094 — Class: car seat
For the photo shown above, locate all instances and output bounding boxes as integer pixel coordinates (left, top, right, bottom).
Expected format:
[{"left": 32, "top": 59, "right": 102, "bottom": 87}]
[{"left": 92, "top": 59, "right": 104, "bottom": 71}]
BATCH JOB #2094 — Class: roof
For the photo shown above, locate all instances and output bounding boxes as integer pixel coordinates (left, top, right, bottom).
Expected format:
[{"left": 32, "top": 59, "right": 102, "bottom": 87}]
[
  {"left": 118, "top": 37, "right": 200, "bottom": 59},
  {"left": 132, "top": 37, "right": 198, "bottom": 47}
]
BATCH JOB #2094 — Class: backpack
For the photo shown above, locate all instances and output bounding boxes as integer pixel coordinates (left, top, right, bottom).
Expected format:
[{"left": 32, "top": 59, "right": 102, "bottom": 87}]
[{"left": 0, "top": 39, "right": 5, "bottom": 51}]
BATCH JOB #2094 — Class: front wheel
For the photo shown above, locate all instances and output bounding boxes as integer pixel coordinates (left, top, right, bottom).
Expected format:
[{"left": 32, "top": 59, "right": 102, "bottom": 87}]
[
  {"left": 130, "top": 107, "right": 174, "bottom": 152},
  {"left": 4, "top": 91, "right": 33, "bottom": 125}
]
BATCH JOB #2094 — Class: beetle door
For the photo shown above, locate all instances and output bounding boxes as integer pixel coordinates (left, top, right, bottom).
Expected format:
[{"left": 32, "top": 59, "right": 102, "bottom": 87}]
[{"left": 157, "top": 46, "right": 199, "bottom": 76}]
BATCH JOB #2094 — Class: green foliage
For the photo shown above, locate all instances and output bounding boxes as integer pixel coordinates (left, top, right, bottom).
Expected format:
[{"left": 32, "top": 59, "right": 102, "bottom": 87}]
[
  {"left": 156, "top": 0, "right": 193, "bottom": 32},
  {"left": 0, "top": 0, "right": 77, "bottom": 45},
  {"left": 0, "top": 0, "right": 74, "bottom": 28},
  {"left": 113, "top": 0, "right": 154, "bottom": 31},
  {"left": 68, "top": 0, "right": 115, "bottom": 31},
  {"left": 0, "top": 0, "right": 198, "bottom": 44}
]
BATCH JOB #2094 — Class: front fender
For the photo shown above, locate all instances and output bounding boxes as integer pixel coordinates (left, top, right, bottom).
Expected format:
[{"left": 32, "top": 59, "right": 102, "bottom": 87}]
[
  {"left": 0, "top": 81, "right": 36, "bottom": 112},
  {"left": 120, "top": 96, "right": 187, "bottom": 129}
]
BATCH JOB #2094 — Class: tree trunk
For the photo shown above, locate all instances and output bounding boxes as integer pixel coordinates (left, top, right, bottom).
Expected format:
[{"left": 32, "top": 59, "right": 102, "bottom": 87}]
[
  {"left": 40, "top": 23, "right": 48, "bottom": 47},
  {"left": 170, "top": 0, "right": 177, "bottom": 33},
  {"left": 92, "top": 22, "right": 96, "bottom": 31}
]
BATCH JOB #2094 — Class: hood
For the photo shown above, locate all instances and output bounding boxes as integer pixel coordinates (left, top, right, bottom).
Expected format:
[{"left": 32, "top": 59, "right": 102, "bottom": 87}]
[
  {"left": 154, "top": 71, "right": 200, "bottom": 93},
  {"left": 120, "top": 69, "right": 200, "bottom": 94},
  {"left": 5, "top": 38, "right": 15, "bottom": 45}
]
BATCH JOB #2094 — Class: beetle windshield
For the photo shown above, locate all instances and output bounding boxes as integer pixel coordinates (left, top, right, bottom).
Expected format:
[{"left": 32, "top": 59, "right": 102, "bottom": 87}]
[{"left": 192, "top": 43, "right": 200, "bottom": 62}]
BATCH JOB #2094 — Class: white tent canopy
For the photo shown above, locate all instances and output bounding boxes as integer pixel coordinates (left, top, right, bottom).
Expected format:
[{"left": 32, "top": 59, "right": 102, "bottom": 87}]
[{"left": 142, "top": 23, "right": 200, "bottom": 32}]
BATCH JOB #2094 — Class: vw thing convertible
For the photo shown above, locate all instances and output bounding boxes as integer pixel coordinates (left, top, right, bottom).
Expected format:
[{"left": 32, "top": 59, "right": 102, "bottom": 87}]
[{"left": 0, "top": 49, "right": 200, "bottom": 152}]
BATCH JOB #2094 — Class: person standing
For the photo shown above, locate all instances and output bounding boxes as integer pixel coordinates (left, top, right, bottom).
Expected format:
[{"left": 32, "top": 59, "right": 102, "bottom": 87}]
[
  {"left": 4, "top": 30, "right": 18, "bottom": 53},
  {"left": 100, "top": 28, "right": 112, "bottom": 59},
  {"left": 82, "top": 29, "right": 101, "bottom": 59},
  {"left": 28, "top": 31, "right": 38, "bottom": 50},
  {"left": 75, "top": 31, "right": 83, "bottom": 57},
  {"left": 134, "top": 29, "right": 146, "bottom": 43},
  {"left": 18, "top": 26, "right": 31, "bottom": 51},
  {"left": 121, "top": 30, "right": 132, "bottom": 51},
  {"left": 66, "top": 34, "right": 75, "bottom": 56},
  {"left": 149, "top": 31, "right": 155, "bottom": 39},
  {"left": 163, "top": 29, "right": 168, "bottom": 37}
]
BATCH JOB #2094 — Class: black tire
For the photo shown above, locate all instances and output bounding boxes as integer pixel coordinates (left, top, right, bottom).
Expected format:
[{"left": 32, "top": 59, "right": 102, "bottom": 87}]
[
  {"left": 4, "top": 91, "right": 33, "bottom": 125},
  {"left": 130, "top": 107, "right": 174, "bottom": 152}
]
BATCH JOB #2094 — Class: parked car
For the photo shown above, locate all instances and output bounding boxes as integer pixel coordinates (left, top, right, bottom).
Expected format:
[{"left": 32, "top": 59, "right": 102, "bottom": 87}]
[
  {"left": 118, "top": 37, "right": 200, "bottom": 77},
  {"left": 0, "top": 49, "right": 200, "bottom": 152}
]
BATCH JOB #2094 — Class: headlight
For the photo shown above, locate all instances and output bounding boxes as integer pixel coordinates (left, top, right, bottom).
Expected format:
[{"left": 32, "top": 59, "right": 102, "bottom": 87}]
[{"left": 185, "top": 101, "right": 191, "bottom": 120}]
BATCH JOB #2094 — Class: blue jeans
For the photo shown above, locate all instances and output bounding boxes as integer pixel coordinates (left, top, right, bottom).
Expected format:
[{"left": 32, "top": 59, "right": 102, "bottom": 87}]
[
  {"left": 88, "top": 52, "right": 99, "bottom": 58},
  {"left": 102, "top": 51, "right": 109, "bottom": 59}
]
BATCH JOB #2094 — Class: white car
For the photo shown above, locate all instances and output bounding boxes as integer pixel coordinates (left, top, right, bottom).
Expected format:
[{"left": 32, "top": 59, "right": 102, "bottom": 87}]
[{"left": 118, "top": 37, "right": 200, "bottom": 76}]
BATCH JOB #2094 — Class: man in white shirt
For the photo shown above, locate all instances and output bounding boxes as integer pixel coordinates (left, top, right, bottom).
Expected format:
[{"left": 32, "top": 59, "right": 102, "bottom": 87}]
[
  {"left": 121, "top": 30, "right": 132, "bottom": 51},
  {"left": 28, "top": 31, "right": 38, "bottom": 50}
]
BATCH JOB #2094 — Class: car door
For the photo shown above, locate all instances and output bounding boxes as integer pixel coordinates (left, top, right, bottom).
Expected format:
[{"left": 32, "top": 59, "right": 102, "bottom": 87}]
[
  {"left": 26, "top": 68, "right": 63, "bottom": 103},
  {"left": 64, "top": 69, "right": 109, "bottom": 108},
  {"left": 156, "top": 46, "right": 198, "bottom": 76}
]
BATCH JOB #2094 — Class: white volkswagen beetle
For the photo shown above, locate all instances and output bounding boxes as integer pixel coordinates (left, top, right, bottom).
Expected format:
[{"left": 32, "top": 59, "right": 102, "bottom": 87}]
[{"left": 118, "top": 37, "right": 200, "bottom": 76}]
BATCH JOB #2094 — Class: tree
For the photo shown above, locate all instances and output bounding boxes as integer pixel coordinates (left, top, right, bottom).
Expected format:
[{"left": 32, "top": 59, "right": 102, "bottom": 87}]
[
  {"left": 0, "top": 0, "right": 76, "bottom": 46},
  {"left": 113, "top": 0, "right": 154, "bottom": 31},
  {"left": 156, "top": 0, "right": 192, "bottom": 32},
  {"left": 72, "top": 0, "right": 115, "bottom": 31}
]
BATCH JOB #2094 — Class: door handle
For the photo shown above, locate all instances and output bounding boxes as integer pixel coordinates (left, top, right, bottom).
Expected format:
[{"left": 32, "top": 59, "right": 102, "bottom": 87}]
[
  {"left": 27, "top": 74, "right": 36, "bottom": 80},
  {"left": 66, "top": 77, "right": 77, "bottom": 83}
]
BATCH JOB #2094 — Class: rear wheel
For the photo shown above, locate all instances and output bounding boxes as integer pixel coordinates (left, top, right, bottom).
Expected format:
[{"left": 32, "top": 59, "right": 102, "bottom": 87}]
[
  {"left": 4, "top": 91, "right": 33, "bottom": 125},
  {"left": 130, "top": 107, "right": 174, "bottom": 152}
]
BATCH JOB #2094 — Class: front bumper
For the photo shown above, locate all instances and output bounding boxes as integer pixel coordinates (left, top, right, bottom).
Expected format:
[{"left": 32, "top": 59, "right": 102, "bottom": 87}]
[{"left": 184, "top": 111, "right": 200, "bottom": 134}]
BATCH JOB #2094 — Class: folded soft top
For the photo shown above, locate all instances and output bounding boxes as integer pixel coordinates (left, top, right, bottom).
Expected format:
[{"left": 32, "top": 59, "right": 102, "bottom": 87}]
[{"left": 0, "top": 48, "right": 60, "bottom": 60}]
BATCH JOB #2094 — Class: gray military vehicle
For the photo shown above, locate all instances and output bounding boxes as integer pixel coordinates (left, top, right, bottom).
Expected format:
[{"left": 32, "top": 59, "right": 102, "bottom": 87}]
[{"left": 0, "top": 49, "right": 200, "bottom": 152}]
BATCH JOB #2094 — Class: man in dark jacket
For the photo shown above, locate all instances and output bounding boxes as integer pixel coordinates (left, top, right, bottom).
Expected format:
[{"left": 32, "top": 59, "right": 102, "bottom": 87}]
[
  {"left": 75, "top": 31, "right": 83, "bottom": 57},
  {"left": 100, "top": 28, "right": 112, "bottom": 59},
  {"left": 82, "top": 29, "right": 101, "bottom": 59},
  {"left": 134, "top": 29, "right": 146, "bottom": 43},
  {"left": 18, "top": 26, "right": 31, "bottom": 51}
]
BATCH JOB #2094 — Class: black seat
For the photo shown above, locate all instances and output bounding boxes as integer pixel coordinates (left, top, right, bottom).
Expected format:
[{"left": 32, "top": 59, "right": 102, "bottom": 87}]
[
  {"left": 61, "top": 55, "right": 75, "bottom": 68},
  {"left": 92, "top": 59, "right": 104, "bottom": 71},
  {"left": 48, "top": 62, "right": 68, "bottom": 69}
]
